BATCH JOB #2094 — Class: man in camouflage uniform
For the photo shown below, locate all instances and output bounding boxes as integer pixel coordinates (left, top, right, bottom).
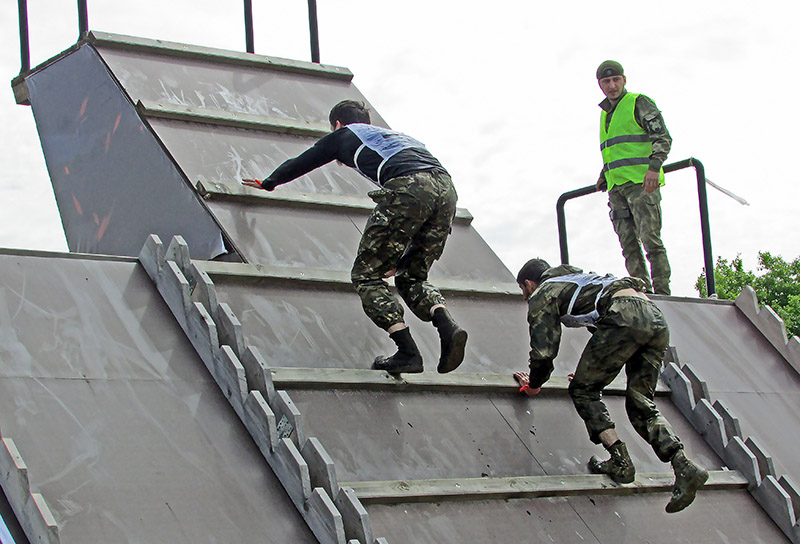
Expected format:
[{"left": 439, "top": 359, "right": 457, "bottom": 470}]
[
  {"left": 596, "top": 60, "right": 672, "bottom": 295},
  {"left": 513, "top": 258, "right": 707, "bottom": 513},
  {"left": 243, "top": 100, "right": 467, "bottom": 375}
]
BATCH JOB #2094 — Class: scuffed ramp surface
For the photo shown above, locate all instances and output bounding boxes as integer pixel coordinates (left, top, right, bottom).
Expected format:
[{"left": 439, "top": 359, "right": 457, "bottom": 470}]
[
  {"left": 286, "top": 389, "right": 721, "bottom": 482},
  {"left": 366, "top": 490, "right": 787, "bottom": 544},
  {"left": 655, "top": 297, "right": 800, "bottom": 484},
  {"left": 91, "top": 35, "right": 515, "bottom": 281},
  {"left": 0, "top": 251, "right": 316, "bottom": 543},
  {"left": 207, "top": 275, "right": 593, "bottom": 375}
]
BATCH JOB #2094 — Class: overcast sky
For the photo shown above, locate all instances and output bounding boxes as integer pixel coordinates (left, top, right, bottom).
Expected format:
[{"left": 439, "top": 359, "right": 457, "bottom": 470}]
[{"left": 1, "top": 1, "right": 798, "bottom": 296}]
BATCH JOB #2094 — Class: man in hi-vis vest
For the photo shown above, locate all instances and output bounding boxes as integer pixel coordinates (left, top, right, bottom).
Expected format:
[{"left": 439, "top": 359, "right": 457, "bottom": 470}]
[{"left": 595, "top": 60, "right": 672, "bottom": 295}]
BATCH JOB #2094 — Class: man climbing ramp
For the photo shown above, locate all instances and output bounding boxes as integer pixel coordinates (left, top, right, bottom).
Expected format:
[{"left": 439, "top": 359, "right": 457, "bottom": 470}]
[
  {"left": 243, "top": 100, "right": 467, "bottom": 375},
  {"left": 512, "top": 258, "right": 708, "bottom": 513}
]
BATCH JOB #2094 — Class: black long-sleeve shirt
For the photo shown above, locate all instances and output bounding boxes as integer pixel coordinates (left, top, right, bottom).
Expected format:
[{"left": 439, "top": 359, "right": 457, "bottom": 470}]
[{"left": 262, "top": 125, "right": 447, "bottom": 189}]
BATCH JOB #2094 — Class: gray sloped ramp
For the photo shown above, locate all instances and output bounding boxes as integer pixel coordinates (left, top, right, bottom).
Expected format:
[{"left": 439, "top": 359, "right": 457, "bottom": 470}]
[
  {"left": 655, "top": 296, "right": 800, "bottom": 485},
  {"left": 0, "top": 250, "right": 315, "bottom": 543}
]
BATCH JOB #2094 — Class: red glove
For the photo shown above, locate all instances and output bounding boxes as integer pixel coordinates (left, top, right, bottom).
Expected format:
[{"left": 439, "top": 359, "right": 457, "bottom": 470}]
[{"left": 513, "top": 371, "right": 541, "bottom": 396}]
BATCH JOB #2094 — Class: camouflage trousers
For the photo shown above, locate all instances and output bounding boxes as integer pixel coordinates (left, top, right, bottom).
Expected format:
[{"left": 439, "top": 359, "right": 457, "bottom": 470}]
[
  {"left": 351, "top": 170, "right": 457, "bottom": 331},
  {"left": 568, "top": 296, "right": 683, "bottom": 462},
  {"left": 608, "top": 182, "right": 671, "bottom": 295}
]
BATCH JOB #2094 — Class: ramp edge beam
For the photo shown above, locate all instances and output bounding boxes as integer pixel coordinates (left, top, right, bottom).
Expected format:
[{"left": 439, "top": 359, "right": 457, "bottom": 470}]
[
  {"left": 663, "top": 353, "right": 800, "bottom": 543},
  {"left": 87, "top": 31, "right": 353, "bottom": 81},
  {"left": 194, "top": 259, "right": 517, "bottom": 298},
  {"left": 735, "top": 285, "right": 800, "bottom": 375},
  {"left": 138, "top": 234, "right": 376, "bottom": 544},
  {"left": 0, "top": 437, "right": 61, "bottom": 544},
  {"left": 269, "top": 367, "right": 671, "bottom": 396},
  {"left": 341, "top": 470, "right": 748, "bottom": 505},
  {"left": 138, "top": 100, "right": 330, "bottom": 137},
  {"left": 194, "top": 179, "right": 474, "bottom": 224}
]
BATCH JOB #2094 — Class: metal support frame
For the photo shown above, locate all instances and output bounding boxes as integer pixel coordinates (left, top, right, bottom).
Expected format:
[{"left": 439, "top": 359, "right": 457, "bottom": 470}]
[
  {"left": 244, "top": 0, "right": 254, "bottom": 53},
  {"left": 78, "top": 0, "right": 89, "bottom": 40},
  {"left": 307, "top": 0, "right": 320, "bottom": 63},
  {"left": 555, "top": 157, "right": 716, "bottom": 297},
  {"left": 17, "top": 0, "right": 324, "bottom": 73},
  {"left": 17, "top": 0, "right": 30, "bottom": 73}
]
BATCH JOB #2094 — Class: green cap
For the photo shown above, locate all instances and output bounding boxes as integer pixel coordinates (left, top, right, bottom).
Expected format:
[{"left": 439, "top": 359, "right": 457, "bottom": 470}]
[{"left": 596, "top": 60, "right": 624, "bottom": 80}]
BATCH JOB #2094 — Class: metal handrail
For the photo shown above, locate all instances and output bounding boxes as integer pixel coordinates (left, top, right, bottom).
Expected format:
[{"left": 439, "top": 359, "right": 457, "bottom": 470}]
[
  {"left": 244, "top": 0, "right": 254, "bottom": 53},
  {"left": 556, "top": 157, "right": 715, "bottom": 297},
  {"left": 307, "top": 0, "right": 320, "bottom": 63},
  {"left": 15, "top": 0, "right": 323, "bottom": 75},
  {"left": 78, "top": 0, "right": 89, "bottom": 39},
  {"left": 17, "top": 0, "right": 30, "bottom": 73}
]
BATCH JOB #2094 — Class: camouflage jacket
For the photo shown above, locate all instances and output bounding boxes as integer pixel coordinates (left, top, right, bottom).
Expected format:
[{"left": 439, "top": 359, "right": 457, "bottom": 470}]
[
  {"left": 598, "top": 90, "right": 672, "bottom": 178},
  {"left": 525, "top": 264, "right": 646, "bottom": 388}
]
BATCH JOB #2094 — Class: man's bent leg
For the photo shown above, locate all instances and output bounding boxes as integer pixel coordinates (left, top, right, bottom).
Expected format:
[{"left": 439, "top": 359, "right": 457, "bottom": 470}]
[
  {"left": 630, "top": 186, "right": 670, "bottom": 295},
  {"left": 572, "top": 326, "right": 640, "bottom": 483},
  {"left": 609, "top": 184, "right": 652, "bottom": 292},
  {"left": 352, "top": 176, "right": 430, "bottom": 331},
  {"left": 568, "top": 325, "right": 640, "bottom": 443},
  {"left": 625, "top": 347, "right": 682, "bottom": 462},
  {"left": 394, "top": 172, "right": 466, "bottom": 372},
  {"left": 394, "top": 172, "right": 456, "bottom": 321}
]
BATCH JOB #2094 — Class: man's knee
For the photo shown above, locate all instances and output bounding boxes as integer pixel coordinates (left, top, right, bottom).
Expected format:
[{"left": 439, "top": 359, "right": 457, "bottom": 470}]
[{"left": 569, "top": 380, "right": 598, "bottom": 408}]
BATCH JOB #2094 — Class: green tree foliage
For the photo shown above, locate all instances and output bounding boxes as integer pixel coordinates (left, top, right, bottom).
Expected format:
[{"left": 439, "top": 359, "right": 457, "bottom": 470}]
[{"left": 696, "top": 252, "right": 800, "bottom": 339}]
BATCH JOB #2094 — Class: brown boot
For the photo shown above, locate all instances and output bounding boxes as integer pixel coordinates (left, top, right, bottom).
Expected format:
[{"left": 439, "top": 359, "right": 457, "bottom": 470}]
[
  {"left": 588, "top": 441, "right": 636, "bottom": 484},
  {"left": 371, "top": 328, "right": 423, "bottom": 374},
  {"left": 666, "top": 450, "right": 708, "bottom": 513}
]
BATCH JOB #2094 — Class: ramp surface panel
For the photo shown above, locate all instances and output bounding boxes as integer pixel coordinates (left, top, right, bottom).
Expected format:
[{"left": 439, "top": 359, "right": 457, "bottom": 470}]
[
  {"left": 0, "top": 253, "right": 315, "bottom": 543},
  {"left": 211, "top": 280, "right": 593, "bottom": 375},
  {"left": 656, "top": 297, "right": 800, "bottom": 483},
  {"left": 365, "top": 489, "right": 788, "bottom": 544},
  {"left": 96, "top": 46, "right": 384, "bottom": 127},
  {"left": 144, "top": 118, "right": 515, "bottom": 281},
  {"left": 206, "top": 202, "right": 365, "bottom": 272},
  {"left": 148, "top": 120, "right": 376, "bottom": 198},
  {"left": 288, "top": 389, "right": 721, "bottom": 482},
  {"left": 205, "top": 200, "right": 512, "bottom": 280},
  {"left": 24, "top": 45, "right": 225, "bottom": 259}
]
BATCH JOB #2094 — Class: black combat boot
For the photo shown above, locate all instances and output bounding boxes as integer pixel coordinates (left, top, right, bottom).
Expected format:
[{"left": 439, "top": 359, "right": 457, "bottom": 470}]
[
  {"left": 431, "top": 307, "right": 468, "bottom": 374},
  {"left": 665, "top": 450, "right": 708, "bottom": 513},
  {"left": 371, "top": 328, "right": 423, "bottom": 374},
  {"left": 588, "top": 440, "right": 636, "bottom": 484}
]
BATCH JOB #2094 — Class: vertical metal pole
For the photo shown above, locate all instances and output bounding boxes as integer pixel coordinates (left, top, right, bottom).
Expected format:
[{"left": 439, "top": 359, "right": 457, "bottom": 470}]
[
  {"left": 307, "top": 0, "right": 320, "bottom": 63},
  {"left": 77, "top": 0, "right": 89, "bottom": 40},
  {"left": 244, "top": 0, "right": 254, "bottom": 53},
  {"left": 555, "top": 185, "right": 598, "bottom": 265},
  {"left": 557, "top": 204, "right": 570, "bottom": 265},
  {"left": 692, "top": 158, "right": 716, "bottom": 297},
  {"left": 18, "top": 0, "right": 30, "bottom": 73}
]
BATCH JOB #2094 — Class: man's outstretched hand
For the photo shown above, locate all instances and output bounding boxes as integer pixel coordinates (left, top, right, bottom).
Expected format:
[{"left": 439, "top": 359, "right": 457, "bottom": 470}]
[
  {"left": 242, "top": 179, "right": 276, "bottom": 191},
  {"left": 512, "top": 371, "right": 541, "bottom": 396}
]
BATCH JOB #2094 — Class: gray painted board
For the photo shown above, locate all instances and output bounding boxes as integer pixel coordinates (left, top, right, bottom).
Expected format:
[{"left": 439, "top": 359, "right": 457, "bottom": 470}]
[{"left": 0, "top": 254, "right": 315, "bottom": 543}]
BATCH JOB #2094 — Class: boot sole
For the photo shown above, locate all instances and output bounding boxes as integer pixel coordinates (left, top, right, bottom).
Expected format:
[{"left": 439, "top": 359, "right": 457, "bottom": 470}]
[
  {"left": 437, "top": 329, "right": 468, "bottom": 374},
  {"left": 588, "top": 456, "right": 635, "bottom": 484},
  {"left": 665, "top": 470, "right": 709, "bottom": 513},
  {"left": 371, "top": 357, "right": 424, "bottom": 375}
]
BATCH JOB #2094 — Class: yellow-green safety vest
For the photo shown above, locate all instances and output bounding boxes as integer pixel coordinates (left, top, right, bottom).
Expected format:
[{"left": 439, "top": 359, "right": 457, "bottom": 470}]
[{"left": 600, "top": 92, "right": 665, "bottom": 190}]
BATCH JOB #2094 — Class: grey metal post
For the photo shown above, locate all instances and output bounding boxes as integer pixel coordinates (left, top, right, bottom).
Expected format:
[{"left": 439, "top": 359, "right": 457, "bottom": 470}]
[
  {"left": 78, "top": 0, "right": 89, "bottom": 39},
  {"left": 307, "top": 0, "right": 320, "bottom": 63},
  {"left": 556, "top": 158, "right": 716, "bottom": 297},
  {"left": 244, "top": 0, "right": 254, "bottom": 53},
  {"left": 18, "top": 0, "right": 30, "bottom": 73}
]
